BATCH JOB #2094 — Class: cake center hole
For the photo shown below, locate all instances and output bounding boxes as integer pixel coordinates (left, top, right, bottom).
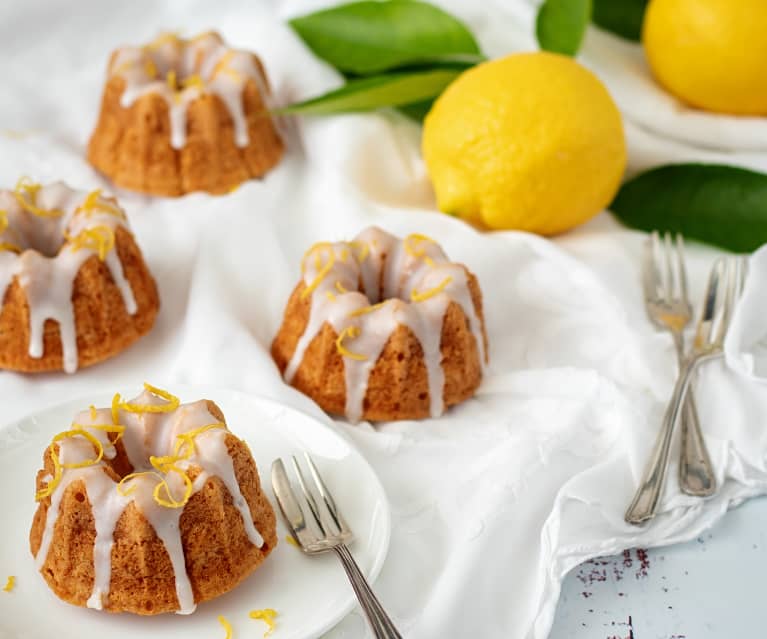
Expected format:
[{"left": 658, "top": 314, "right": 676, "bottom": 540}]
[
  {"left": 13, "top": 221, "right": 68, "bottom": 258},
  {"left": 147, "top": 49, "right": 208, "bottom": 91}
]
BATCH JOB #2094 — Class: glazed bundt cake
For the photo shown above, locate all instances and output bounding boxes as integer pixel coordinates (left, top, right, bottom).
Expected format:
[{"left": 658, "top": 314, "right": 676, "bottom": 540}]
[
  {"left": 0, "top": 179, "right": 159, "bottom": 373},
  {"left": 29, "top": 384, "right": 278, "bottom": 615},
  {"left": 87, "top": 31, "right": 284, "bottom": 196},
  {"left": 271, "top": 227, "right": 488, "bottom": 422}
]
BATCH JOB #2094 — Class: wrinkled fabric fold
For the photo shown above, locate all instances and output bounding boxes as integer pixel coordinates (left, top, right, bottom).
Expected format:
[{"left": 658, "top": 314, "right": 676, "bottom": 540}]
[{"left": 0, "top": 1, "right": 766, "bottom": 638}]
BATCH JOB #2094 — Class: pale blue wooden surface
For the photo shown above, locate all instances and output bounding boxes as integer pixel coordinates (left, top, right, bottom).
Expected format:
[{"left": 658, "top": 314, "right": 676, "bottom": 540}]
[{"left": 549, "top": 497, "right": 767, "bottom": 638}]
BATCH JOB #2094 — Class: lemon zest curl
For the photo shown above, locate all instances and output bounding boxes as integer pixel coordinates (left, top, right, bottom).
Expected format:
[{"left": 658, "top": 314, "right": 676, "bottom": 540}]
[
  {"left": 300, "top": 242, "right": 336, "bottom": 299},
  {"left": 411, "top": 276, "right": 453, "bottom": 302},
  {"left": 349, "top": 301, "right": 389, "bottom": 317},
  {"left": 35, "top": 429, "right": 105, "bottom": 501},
  {"left": 13, "top": 177, "right": 64, "bottom": 218},
  {"left": 218, "top": 614, "right": 233, "bottom": 639},
  {"left": 249, "top": 608, "right": 278, "bottom": 637},
  {"left": 79, "top": 189, "right": 124, "bottom": 219},
  {"left": 0, "top": 242, "right": 21, "bottom": 253},
  {"left": 65, "top": 225, "right": 115, "bottom": 261},
  {"left": 335, "top": 326, "right": 367, "bottom": 361},
  {"left": 117, "top": 383, "right": 180, "bottom": 414}
]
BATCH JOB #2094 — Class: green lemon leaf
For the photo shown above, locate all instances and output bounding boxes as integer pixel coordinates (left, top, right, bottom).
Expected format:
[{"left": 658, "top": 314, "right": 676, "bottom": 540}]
[
  {"left": 289, "top": 0, "right": 482, "bottom": 75},
  {"left": 397, "top": 99, "right": 435, "bottom": 122},
  {"left": 592, "top": 0, "right": 649, "bottom": 42},
  {"left": 611, "top": 164, "right": 767, "bottom": 252},
  {"left": 536, "top": 0, "right": 592, "bottom": 56},
  {"left": 278, "top": 69, "right": 461, "bottom": 116}
]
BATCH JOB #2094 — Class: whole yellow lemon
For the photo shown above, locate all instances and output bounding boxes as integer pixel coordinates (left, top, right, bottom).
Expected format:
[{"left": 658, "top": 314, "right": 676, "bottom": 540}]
[
  {"left": 643, "top": 0, "right": 767, "bottom": 115},
  {"left": 422, "top": 52, "right": 626, "bottom": 234}
]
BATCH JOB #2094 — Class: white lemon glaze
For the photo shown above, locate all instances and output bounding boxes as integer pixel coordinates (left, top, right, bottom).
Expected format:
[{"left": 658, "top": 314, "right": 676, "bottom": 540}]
[
  {"left": 0, "top": 181, "right": 136, "bottom": 373},
  {"left": 34, "top": 390, "right": 265, "bottom": 614},
  {"left": 284, "top": 227, "right": 486, "bottom": 422},
  {"left": 109, "top": 32, "right": 274, "bottom": 150}
]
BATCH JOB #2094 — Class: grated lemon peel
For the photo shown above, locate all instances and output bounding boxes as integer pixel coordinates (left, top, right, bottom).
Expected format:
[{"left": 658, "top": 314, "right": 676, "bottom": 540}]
[
  {"left": 152, "top": 465, "right": 193, "bottom": 508},
  {"left": 335, "top": 326, "right": 367, "bottom": 361},
  {"left": 117, "top": 383, "right": 180, "bottom": 414},
  {"left": 218, "top": 614, "right": 233, "bottom": 639},
  {"left": 153, "top": 422, "right": 225, "bottom": 470},
  {"left": 146, "top": 32, "right": 181, "bottom": 52},
  {"left": 144, "top": 58, "right": 158, "bottom": 78},
  {"left": 116, "top": 465, "right": 193, "bottom": 509},
  {"left": 111, "top": 60, "right": 133, "bottom": 75},
  {"left": 181, "top": 74, "right": 206, "bottom": 92},
  {"left": 13, "top": 177, "right": 64, "bottom": 218},
  {"left": 300, "top": 242, "right": 336, "bottom": 299},
  {"left": 65, "top": 225, "right": 115, "bottom": 261},
  {"left": 0, "top": 210, "right": 18, "bottom": 252},
  {"left": 72, "top": 422, "right": 125, "bottom": 444},
  {"left": 118, "top": 417, "right": 224, "bottom": 509},
  {"left": 212, "top": 52, "right": 242, "bottom": 82},
  {"left": 349, "top": 301, "right": 389, "bottom": 317},
  {"left": 2, "top": 576, "right": 14, "bottom": 593},
  {"left": 166, "top": 70, "right": 179, "bottom": 97},
  {"left": 79, "top": 189, "right": 124, "bottom": 219},
  {"left": 249, "top": 608, "right": 278, "bottom": 637},
  {"left": 35, "top": 429, "right": 105, "bottom": 501},
  {"left": 403, "top": 233, "right": 435, "bottom": 259},
  {"left": 349, "top": 240, "right": 370, "bottom": 263},
  {"left": 411, "top": 276, "right": 453, "bottom": 303},
  {"left": 0, "top": 242, "right": 21, "bottom": 253},
  {"left": 285, "top": 534, "right": 299, "bottom": 548}
]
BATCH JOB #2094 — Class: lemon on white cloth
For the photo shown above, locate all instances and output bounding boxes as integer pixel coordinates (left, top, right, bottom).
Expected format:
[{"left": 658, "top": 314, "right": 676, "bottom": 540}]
[
  {"left": 643, "top": 0, "right": 767, "bottom": 116},
  {"left": 422, "top": 51, "right": 626, "bottom": 235}
]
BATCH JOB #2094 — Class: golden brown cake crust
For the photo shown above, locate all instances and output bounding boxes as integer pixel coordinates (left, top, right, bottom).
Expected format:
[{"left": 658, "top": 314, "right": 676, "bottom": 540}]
[
  {"left": 87, "top": 54, "right": 284, "bottom": 197},
  {"left": 29, "top": 400, "right": 277, "bottom": 615},
  {"left": 271, "top": 267, "right": 488, "bottom": 422},
  {"left": 0, "top": 227, "right": 159, "bottom": 373}
]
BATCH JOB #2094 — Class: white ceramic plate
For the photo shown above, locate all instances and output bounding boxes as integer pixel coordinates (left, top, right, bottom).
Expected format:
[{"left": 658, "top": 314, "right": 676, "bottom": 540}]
[{"left": 0, "top": 385, "right": 391, "bottom": 639}]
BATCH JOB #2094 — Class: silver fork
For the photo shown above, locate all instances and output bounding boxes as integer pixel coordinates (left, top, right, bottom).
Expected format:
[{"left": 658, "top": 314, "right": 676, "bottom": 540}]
[
  {"left": 626, "top": 255, "right": 749, "bottom": 525},
  {"left": 643, "top": 231, "right": 715, "bottom": 497},
  {"left": 271, "top": 453, "right": 402, "bottom": 639}
]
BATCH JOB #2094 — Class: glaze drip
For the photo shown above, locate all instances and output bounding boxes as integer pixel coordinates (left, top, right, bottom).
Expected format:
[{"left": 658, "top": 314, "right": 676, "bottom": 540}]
[
  {"left": 0, "top": 181, "right": 137, "bottom": 373},
  {"left": 110, "top": 32, "right": 274, "bottom": 149},
  {"left": 284, "top": 227, "right": 486, "bottom": 422},
  {"left": 33, "top": 386, "right": 265, "bottom": 614}
]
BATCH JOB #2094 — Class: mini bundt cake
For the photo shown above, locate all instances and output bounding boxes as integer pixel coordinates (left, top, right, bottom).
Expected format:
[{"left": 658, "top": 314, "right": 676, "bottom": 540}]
[
  {"left": 87, "top": 31, "right": 284, "bottom": 196},
  {"left": 271, "top": 227, "right": 488, "bottom": 422},
  {"left": 29, "top": 384, "right": 278, "bottom": 615},
  {"left": 0, "top": 179, "right": 159, "bottom": 373}
]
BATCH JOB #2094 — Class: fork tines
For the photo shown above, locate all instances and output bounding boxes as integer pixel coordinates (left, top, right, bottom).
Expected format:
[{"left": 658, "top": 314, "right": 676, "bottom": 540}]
[
  {"left": 272, "top": 453, "right": 353, "bottom": 553},
  {"left": 644, "top": 230, "right": 688, "bottom": 305},
  {"left": 698, "top": 255, "right": 749, "bottom": 348}
]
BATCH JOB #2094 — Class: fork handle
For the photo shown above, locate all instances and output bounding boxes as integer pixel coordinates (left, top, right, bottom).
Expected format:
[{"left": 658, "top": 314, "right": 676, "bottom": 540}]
[
  {"left": 625, "top": 353, "right": 716, "bottom": 525},
  {"left": 679, "top": 384, "right": 716, "bottom": 496},
  {"left": 333, "top": 545, "right": 403, "bottom": 638},
  {"left": 670, "top": 332, "right": 716, "bottom": 497}
]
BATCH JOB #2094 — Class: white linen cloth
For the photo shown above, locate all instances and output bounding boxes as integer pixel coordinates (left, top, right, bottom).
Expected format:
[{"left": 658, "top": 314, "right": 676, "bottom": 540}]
[
  {"left": 726, "top": 245, "right": 767, "bottom": 382},
  {"left": 0, "top": 1, "right": 766, "bottom": 638}
]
